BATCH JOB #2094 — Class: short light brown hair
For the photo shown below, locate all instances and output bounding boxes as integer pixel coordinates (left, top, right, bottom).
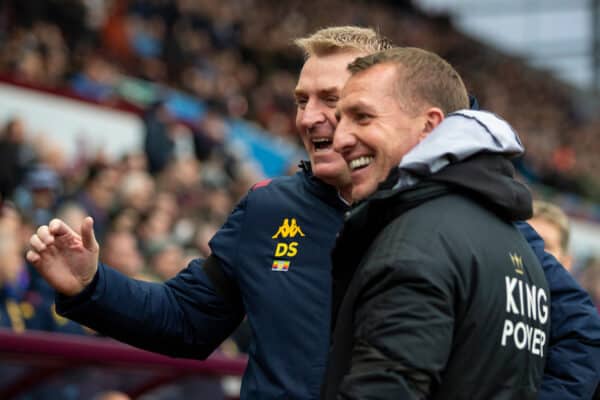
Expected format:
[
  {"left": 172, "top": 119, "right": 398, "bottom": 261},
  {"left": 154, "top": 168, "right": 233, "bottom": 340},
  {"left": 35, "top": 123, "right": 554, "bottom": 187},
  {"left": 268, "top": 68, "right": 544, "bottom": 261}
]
[
  {"left": 294, "top": 26, "right": 393, "bottom": 59},
  {"left": 532, "top": 200, "right": 570, "bottom": 251},
  {"left": 348, "top": 47, "right": 469, "bottom": 116}
]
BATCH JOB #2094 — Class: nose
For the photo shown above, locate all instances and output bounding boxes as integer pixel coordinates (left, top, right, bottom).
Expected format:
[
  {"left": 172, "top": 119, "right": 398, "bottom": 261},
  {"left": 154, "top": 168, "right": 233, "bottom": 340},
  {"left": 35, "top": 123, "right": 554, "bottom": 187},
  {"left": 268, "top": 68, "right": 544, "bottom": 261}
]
[
  {"left": 333, "top": 118, "right": 356, "bottom": 157},
  {"left": 298, "top": 99, "right": 326, "bottom": 131}
]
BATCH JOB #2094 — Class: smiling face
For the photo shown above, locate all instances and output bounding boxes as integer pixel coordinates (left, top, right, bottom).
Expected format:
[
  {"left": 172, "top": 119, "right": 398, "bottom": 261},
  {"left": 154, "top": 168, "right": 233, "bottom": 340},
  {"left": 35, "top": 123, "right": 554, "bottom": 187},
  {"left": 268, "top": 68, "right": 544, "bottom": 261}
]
[
  {"left": 294, "top": 50, "right": 365, "bottom": 191},
  {"left": 334, "top": 63, "right": 442, "bottom": 201}
]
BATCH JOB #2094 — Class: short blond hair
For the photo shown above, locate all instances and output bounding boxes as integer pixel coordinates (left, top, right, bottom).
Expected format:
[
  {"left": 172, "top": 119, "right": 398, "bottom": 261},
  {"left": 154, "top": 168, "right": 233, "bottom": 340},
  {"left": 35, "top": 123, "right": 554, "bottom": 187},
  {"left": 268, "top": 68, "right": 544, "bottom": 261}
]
[
  {"left": 348, "top": 47, "right": 469, "bottom": 116},
  {"left": 532, "top": 200, "right": 570, "bottom": 251},
  {"left": 294, "top": 26, "right": 393, "bottom": 58}
]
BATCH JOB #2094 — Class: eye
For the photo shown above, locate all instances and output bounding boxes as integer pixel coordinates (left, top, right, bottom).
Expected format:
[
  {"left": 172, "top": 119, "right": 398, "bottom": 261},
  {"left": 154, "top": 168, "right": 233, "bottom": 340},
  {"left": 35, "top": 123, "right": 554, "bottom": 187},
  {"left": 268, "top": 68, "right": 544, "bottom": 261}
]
[
  {"left": 355, "top": 113, "right": 372, "bottom": 124},
  {"left": 325, "top": 96, "right": 339, "bottom": 107},
  {"left": 295, "top": 97, "right": 308, "bottom": 110}
]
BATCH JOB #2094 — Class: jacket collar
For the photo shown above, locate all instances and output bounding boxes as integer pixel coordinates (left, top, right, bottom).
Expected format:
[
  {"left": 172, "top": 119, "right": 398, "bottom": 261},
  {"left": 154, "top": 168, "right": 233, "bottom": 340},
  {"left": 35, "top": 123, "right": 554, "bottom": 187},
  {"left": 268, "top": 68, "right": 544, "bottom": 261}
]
[
  {"left": 393, "top": 109, "right": 523, "bottom": 190},
  {"left": 298, "top": 161, "right": 349, "bottom": 211}
]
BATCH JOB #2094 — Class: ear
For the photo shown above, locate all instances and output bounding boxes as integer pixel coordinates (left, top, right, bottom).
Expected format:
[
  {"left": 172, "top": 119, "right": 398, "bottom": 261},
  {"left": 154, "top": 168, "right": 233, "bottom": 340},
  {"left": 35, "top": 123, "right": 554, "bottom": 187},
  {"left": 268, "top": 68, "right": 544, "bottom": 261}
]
[{"left": 419, "top": 107, "right": 444, "bottom": 141}]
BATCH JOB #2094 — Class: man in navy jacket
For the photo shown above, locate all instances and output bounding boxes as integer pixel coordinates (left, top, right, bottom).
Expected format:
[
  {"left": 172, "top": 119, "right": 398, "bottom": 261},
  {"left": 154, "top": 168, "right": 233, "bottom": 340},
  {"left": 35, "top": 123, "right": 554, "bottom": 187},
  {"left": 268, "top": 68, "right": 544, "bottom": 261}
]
[{"left": 27, "top": 26, "right": 600, "bottom": 399}]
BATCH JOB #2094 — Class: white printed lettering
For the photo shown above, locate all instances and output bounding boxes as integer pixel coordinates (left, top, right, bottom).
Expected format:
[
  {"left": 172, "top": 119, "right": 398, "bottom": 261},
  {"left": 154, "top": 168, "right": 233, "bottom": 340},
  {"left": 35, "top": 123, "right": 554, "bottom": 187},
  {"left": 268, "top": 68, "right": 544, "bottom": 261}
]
[
  {"left": 526, "top": 324, "right": 534, "bottom": 351},
  {"left": 526, "top": 283, "right": 537, "bottom": 320},
  {"left": 500, "top": 319, "right": 547, "bottom": 358},
  {"left": 501, "top": 319, "right": 514, "bottom": 346},
  {"left": 518, "top": 280, "right": 524, "bottom": 315},
  {"left": 531, "top": 328, "right": 542, "bottom": 356},
  {"left": 505, "top": 277, "right": 519, "bottom": 314},
  {"left": 538, "top": 289, "right": 549, "bottom": 324},
  {"left": 514, "top": 322, "right": 527, "bottom": 349}
]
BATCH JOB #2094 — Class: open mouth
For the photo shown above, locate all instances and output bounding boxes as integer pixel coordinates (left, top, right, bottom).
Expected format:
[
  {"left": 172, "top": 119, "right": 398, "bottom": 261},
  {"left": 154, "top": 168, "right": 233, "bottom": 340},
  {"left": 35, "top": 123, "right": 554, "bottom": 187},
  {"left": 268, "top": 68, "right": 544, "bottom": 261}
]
[
  {"left": 349, "top": 156, "right": 373, "bottom": 171},
  {"left": 312, "top": 138, "right": 333, "bottom": 152}
]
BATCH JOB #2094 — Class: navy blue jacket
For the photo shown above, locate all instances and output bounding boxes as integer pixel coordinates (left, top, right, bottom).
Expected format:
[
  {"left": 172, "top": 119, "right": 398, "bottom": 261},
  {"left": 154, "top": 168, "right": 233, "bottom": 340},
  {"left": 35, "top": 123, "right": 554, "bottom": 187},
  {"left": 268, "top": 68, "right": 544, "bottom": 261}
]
[
  {"left": 516, "top": 221, "right": 600, "bottom": 399},
  {"left": 58, "top": 168, "right": 347, "bottom": 399},
  {"left": 57, "top": 168, "right": 600, "bottom": 399}
]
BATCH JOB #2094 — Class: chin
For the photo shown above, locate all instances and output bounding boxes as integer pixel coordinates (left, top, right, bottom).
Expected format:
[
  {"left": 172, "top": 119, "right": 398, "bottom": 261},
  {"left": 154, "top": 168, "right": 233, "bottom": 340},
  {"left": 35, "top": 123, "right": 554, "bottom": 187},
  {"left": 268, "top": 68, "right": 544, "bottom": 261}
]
[
  {"left": 352, "top": 182, "right": 377, "bottom": 201},
  {"left": 312, "top": 164, "right": 349, "bottom": 186}
]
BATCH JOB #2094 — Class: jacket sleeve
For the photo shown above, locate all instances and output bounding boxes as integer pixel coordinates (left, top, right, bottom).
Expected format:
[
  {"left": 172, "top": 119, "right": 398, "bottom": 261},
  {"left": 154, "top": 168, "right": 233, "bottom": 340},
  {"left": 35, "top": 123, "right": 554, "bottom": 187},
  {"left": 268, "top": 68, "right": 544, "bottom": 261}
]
[
  {"left": 56, "top": 258, "right": 245, "bottom": 359},
  {"left": 515, "top": 221, "right": 600, "bottom": 400},
  {"left": 338, "top": 245, "right": 453, "bottom": 400}
]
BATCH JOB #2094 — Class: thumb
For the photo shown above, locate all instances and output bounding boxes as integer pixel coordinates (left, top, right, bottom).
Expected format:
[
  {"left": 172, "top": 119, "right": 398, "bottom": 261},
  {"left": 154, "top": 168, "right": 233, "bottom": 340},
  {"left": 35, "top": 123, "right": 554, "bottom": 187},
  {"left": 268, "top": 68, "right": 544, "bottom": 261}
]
[{"left": 81, "top": 216, "right": 98, "bottom": 252}]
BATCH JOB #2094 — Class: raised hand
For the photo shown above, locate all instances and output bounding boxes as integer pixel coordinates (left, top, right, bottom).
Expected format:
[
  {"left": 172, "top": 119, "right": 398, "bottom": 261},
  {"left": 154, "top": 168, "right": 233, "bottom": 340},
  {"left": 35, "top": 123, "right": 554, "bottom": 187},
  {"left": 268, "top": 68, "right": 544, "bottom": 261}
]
[{"left": 27, "top": 217, "right": 100, "bottom": 296}]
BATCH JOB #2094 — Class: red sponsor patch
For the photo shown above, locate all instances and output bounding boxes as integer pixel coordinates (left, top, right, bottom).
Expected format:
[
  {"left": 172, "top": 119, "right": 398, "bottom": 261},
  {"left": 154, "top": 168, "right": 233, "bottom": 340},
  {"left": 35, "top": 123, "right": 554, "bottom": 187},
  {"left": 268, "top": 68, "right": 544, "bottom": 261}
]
[{"left": 252, "top": 179, "right": 272, "bottom": 189}]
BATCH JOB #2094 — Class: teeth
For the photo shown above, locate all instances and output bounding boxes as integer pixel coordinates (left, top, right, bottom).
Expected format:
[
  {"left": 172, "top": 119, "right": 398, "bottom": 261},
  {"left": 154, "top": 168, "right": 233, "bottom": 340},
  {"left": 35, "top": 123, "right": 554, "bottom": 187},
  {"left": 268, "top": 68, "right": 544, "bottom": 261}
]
[
  {"left": 313, "top": 137, "right": 333, "bottom": 152},
  {"left": 349, "top": 156, "right": 373, "bottom": 170}
]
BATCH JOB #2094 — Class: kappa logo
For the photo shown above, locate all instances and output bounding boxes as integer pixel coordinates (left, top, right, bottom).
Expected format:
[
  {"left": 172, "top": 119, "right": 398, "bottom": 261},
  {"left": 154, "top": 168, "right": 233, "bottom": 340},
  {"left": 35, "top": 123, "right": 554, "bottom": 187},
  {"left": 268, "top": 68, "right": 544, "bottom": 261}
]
[
  {"left": 272, "top": 218, "right": 305, "bottom": 239},
  {"left": 510, "top": 252, "right": 524, "bottom": 275}
]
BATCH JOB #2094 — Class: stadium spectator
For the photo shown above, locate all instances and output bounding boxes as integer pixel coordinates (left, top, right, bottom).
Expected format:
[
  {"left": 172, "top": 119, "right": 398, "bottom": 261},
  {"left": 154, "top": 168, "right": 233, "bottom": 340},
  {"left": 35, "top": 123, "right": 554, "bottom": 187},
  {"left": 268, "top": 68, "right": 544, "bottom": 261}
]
[
  {"left": 100, "top": 230, "right": 147, "bottom": 280},
  {"left": 146, "top": 238, "right": 185, "bottom": 280},
  {"left": 0, "top": 218, "right": 28, "bottom": 331},
  {"left": 529, "top": 200, "right": 573, "bottom": 272},
  {"left": 0, "top": 118, "right": 36, "bottom": 203},
  {"left": 117, "top": 170, "right": 156, "bottom": 215},
  {"left": 56, "top": 201, "right": 89, "bottom": 232},
  {"left": 143, "top": 102, "right": 177, "bottom": 175},
  {"left": 15, "top": 163, "right": 62, "bottom": 227},
  {"left": 73, "top": 162, "right": 120, "bottom": 241},
  {"left": 0, "top": 203, "right": 85, "bottom": 334},
  {"left": 580, "top": 258, "right": 600, "bottom": 313}
]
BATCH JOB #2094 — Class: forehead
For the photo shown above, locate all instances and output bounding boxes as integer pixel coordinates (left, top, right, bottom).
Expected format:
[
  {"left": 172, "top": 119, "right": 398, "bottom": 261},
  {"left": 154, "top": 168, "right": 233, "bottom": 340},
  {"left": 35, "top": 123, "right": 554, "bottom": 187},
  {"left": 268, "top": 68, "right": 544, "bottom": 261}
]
[
  {"left": 295, "top": 50, "right": 365, "bottom": 94},
  {"left": 339, "top": 64, "right": 398, "bottom": 106}
]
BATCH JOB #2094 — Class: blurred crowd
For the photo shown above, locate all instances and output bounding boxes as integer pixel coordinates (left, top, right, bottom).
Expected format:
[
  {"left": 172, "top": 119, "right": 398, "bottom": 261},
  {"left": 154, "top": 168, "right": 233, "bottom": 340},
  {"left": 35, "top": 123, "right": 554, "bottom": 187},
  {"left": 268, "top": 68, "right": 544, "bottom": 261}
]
[{"left": 0, "top": 0, "right": 599, "bottom": 331}]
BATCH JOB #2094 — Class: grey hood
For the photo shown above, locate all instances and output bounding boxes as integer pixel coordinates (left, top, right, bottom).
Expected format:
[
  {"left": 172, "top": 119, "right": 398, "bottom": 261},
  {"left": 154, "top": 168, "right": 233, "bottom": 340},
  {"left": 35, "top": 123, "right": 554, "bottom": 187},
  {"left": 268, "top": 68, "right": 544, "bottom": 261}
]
[{"left": 394, "top": 109, "right": 523, "bottom": 190}]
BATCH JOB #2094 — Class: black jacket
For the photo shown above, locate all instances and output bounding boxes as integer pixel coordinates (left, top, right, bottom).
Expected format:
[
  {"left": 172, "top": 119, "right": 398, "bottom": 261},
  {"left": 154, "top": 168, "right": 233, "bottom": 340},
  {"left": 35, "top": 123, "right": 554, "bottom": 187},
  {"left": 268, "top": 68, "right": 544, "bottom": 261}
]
[{"left": 323, "top": 154, "right": 550, "bottom": 400}]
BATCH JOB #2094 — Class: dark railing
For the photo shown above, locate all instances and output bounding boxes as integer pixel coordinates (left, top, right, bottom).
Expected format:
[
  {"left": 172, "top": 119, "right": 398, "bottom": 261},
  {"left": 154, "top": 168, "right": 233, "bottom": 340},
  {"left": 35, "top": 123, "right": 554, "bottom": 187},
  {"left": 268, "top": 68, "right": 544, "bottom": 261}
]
[{"left": 0, "top": 329, "right": 247, "bottom": 399}]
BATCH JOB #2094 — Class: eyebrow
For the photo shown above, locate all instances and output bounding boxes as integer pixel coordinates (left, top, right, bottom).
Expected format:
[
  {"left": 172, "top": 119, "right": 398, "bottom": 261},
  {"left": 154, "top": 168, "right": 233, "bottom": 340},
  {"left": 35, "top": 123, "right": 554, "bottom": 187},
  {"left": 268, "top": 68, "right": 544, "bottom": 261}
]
[
  {"left": 293, "top": 86, "right": 340, "bottom": 98},
  {"left": 342, "top": 100, "right": 375, "bottom": 115}
]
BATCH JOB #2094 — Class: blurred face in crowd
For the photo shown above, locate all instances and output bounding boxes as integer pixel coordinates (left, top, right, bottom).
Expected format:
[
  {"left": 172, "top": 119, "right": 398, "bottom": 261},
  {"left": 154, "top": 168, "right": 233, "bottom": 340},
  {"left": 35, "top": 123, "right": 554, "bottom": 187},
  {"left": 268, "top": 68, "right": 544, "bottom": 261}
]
[
  {"left": 56, "top": 202, "right": 87, "bottom": 231},
  {"left": 294, "top": 50, "right": 365, "bottom": 194},
  {"left": 528, "top": 217, "right": 572, "bottom": 271},
  {"left": 89, "top": 167, "right": 120, "bottom": 210},
  {"left": 334, "top": 63, "right": 442, "bottom": 201},
  {"left": 0, "top": 234, "right": 23, "bottom": 285},
  {"left": 150, "top": 242, "right": 184, "bottom": 280},
  {"left": 102, "top": 231, "right": 144, "bottom": 278}
]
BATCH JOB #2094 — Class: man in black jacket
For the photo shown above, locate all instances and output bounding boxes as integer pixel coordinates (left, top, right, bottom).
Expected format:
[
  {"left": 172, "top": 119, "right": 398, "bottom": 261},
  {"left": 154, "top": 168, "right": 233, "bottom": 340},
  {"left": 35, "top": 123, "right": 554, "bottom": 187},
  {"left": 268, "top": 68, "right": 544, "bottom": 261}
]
[{"left": 323, "top": 47, "right": 551, "bottom": 399}]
